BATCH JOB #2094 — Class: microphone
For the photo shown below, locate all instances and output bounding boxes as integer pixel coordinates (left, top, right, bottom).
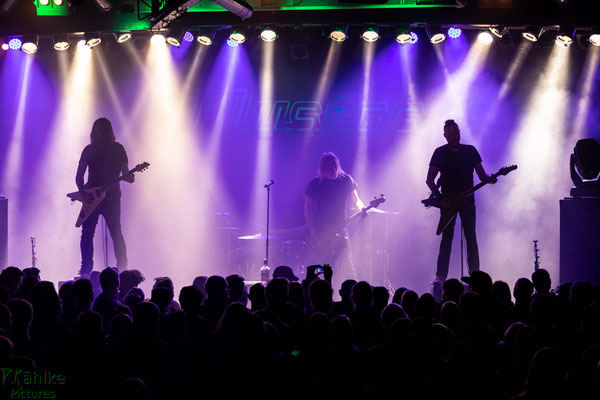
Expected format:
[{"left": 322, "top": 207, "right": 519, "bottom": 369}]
[{"left": 264, "top": 179, "right": 274, "bottom": 188}]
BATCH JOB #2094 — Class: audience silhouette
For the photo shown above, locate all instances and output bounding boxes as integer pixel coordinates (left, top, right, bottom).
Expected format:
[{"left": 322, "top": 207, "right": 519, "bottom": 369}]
[{"left": 0, "top": 263, "right": 598, "bottom": 400}]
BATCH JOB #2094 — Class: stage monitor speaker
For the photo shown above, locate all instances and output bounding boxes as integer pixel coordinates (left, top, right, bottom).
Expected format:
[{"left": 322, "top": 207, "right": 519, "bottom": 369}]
[
  {"left": 560, "top": 197, "right": 600, "bottom": 283},
  {"left": 0, "top": 197, "right": 6, "bottom": 269}
]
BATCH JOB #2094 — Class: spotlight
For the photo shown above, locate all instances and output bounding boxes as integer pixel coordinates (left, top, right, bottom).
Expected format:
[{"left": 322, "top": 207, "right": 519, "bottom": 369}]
[
  {"left": 84, "top": 32, "right": 102, "bottom": 48},
  {"left": 91, "top": 0, "right": 114, "bottom": 12},
  {"left": 556, "top": 27, "right": 575, "bottom": 47},
  {"left": 53, "top": 0, "right": 63, "bottom": 5},
  {"left": 448, "top": 27, "right": 462, "bottom": 39},
  {"left": 395, "top": 26, "right": 412, "bottom": 44},
  {"left": 8, "top": 38, "right": 22, "bottom": 50},
  {"left": 490, "top": 26, "right": 508, "bottom": 38},
  {"left": 573, "top": 139, "right": 600, "bottom": 180},
  {"left": 330, "top": 26, "right": 348, "bottom": 42},
  {"left": 361, "top": 26, "right": 379, "bottom": 42},
  {"left": 77, "top": 39, "right": 88, "bottom": 49},
  {"left": 260, "top": 28, "right": 277, "bottom": 42},
  {"left": 409, "top": 32, "right": 418, "bottom": 44},
  {"left": 197, "top": 30, "right": 215, "bottom": 46},
  {"left": 477, "top": 31, "right": 494, "bottom": 45},
  {"left": 21, "top": 35, "right": 39, "bottom": 54},
  {"left": 53, "top": 34, "right": 70, "bottom": 51},
  {"left": 427, "top": 25, "right": 446, "bottom": 44},
  {"left": 226, "top": 38, "right": 240, "bottom": 47},
  {"left": 210, "top": 0, "right": 253, "bottom": 19},
  {"left": 590, "top": 34, "right": 600, "bottom": 47},
  {"left": 522, "top": 26, "right": 542, "bottom": 42},
  {"left": 166, "top": 29, "right": 185, "bottom": 46},
  {"left": 1, "top": 43, "right": 8, "bottom": 51},
  {"left": 113, "top": 32, "right": 132, "bottom": 43},
  {"left": 183, "top": 31, "right": 194, "bottom": 42},
  {"left": 570, "top": 138, "right": 600, "bottom": 197},
  {"left": 151, "top": 34, "right": 166, "bottom": 46},
  {"left": 229, "top": 29, "right": 246, "bottom": 44},
  {"left": 39, "top": 0, "right": 50, "bottom": 5}
]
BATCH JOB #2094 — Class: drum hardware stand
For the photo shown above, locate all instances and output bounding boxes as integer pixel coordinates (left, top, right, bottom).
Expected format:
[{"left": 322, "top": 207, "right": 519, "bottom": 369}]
[
  {"left": 31, "top": 236, "right": 37, "bottom": 268},
  {"left": 261, "top": 179, "right": 274, "bottom": 284},
  {"left": 102, "top": 217, "right": 109, "bottom": 269}
]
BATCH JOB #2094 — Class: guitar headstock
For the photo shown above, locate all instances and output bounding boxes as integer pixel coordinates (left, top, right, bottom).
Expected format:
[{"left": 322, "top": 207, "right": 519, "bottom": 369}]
[
  {"left": 369, "top": 194, "right": 386, "bottom": 209},
  {"left": 497, "top": 165, "right": 517, "bottom": 176},
  {"left": 132, "top": 162, "right": 150, "bottom": 173}
]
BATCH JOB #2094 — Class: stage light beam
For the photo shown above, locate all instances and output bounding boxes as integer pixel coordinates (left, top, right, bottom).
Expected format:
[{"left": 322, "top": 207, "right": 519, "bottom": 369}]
[
  {"left": 8, "top": 38, "right": 22, "bottom": 50},
  {"left": 448, "top": 27, "right": 462, "bottom": 39},
  {"left": 330, "top": 26, "right": 348, "bottom": 42},
  {"left": 229, "top": 30, "right": 246, "bottom": 44},
  {"left": 522, "top": 26, "right": 542, "bottom": 42},
  {"left": 395, "top": 26, "right": 412, "bottom": 44},
  {"left": 21, "top": 36, "right": 39, "bottom": 54},
  {"left": 114, "top": 32, "right": 132, "bottom": 43},
  {"left": 151, "top": 34, "right": 166, "bottom": 46},
  {"left": 556, "top": 27, "right": 575, "bottom": 48},
  {"left": 260, "top": 28, "right": 277, "bottom": 42},
  {"left": 53, "top": 34, "right": 69, "bottom": 51},
  {"left": 361, "top": 26, "right": 379, "bottom": 42},
  {"left": 197, "top": 31, "right": 215, "bottom": 46},
  {"left": 84, "top": 32, "right": 102, "bottom": 48},
  {"left": 427, "top": 25, "right": 446, "bottom": 44},
  {"left": 477, "top": 31, "right": 494, "bottom": 45}
]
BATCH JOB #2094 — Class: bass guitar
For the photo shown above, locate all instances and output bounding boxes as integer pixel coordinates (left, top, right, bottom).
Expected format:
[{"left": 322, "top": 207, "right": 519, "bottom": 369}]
[
  {"left": 422, "top": 165, "right": 517, "bottom": 235},
  {"left": 67, "top": 162, "right": 150, "bottom": 227}
]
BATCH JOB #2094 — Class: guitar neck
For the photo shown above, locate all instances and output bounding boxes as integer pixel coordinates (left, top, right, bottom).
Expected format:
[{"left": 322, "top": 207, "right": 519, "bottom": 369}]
[
  {"left": 103, "top": 167, "right": 137, "bottom": 189},
  {"left": 460, "top": 170, "right": 501, "bottom": 199},
  {"left": 347, "top": 205, "right": 373, "bottom": 223}
]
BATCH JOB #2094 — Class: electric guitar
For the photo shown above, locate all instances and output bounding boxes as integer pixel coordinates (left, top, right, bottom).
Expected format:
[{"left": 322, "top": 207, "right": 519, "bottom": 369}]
[
  {"left": 67, "top": 162, "right": 150, "bottom": 227},
  {"left": 422, "top": 165, "right": 517, "bottom": 235},
  {"left": 312, "top": 195, "right": 386, "bottom": 257}
]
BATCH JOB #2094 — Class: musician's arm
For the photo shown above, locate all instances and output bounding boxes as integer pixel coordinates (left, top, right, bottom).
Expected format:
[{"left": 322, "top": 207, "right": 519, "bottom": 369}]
[
  {"left": 304, "top": 196, "right": 318, "bottom": 235},
  {"left": 76, "top": 163, "right": 87, "bottom": 192},
  {"left": 426, "top": 166, "right": 442, "bottom": 197},
  {"left": 121, "top": 163, "right": 135, "bottom": 183},
  {"left": 475, "top": 163, "right": 497, "bottom": 184},
  {"left": 350, "top": 189, "right": 366, "bottom": 211}
]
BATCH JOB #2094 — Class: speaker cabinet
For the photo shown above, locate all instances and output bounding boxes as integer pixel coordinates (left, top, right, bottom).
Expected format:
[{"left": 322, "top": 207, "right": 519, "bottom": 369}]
[
  {"left": 560, "top": 197, "right": 600, "bottom": 283},
  {"left": 0, "top": 197, "right": 6, "bottom": 269}
]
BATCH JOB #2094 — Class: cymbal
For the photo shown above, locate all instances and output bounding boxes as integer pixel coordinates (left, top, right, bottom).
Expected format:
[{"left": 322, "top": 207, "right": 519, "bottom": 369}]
[{"left": 237, "top": 233, "right": 280, "bottom": 240}]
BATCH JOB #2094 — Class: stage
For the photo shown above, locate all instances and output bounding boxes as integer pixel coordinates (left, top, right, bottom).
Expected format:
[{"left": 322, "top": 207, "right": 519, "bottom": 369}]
[{"left": 1, "top": 24, "right": 599, "bottom": 294}]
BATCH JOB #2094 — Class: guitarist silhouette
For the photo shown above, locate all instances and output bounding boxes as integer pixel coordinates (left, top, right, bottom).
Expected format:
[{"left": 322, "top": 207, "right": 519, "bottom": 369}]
[
  {"left": 75, "top": 118, "right": 134, "bottom": 278},
  {"left": 426, "top": 120, "right": 497, "bottom": 282},
  {"left": 305, "top": 152, "right": 367, "bottom": 289}
]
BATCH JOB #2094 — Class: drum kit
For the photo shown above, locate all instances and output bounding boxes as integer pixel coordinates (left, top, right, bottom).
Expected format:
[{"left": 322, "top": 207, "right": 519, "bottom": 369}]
[{"left": 213, "top": 207, "right": 400, "bottom": 283}]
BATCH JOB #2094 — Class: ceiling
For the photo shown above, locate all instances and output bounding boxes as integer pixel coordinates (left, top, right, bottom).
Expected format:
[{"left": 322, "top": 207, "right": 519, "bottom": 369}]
[{"left": 0, "top": 0, "right": 598, "bottom": 38}]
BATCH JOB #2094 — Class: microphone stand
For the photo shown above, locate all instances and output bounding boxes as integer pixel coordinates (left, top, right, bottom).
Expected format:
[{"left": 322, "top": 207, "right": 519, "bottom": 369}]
[{"left": 261, "top": 180, "right": 274, "bottom": 284}]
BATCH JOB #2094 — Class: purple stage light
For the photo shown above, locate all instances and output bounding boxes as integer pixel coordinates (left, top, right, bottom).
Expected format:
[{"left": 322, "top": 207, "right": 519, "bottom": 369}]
[
  {"left": 410, "top": 32, "right": 418, "bottom": 44},
  {"left": 8, "top": 38, "right": 22, "bottom": 50},
  {"left": 448, "top": 27, "right": 462, "bottom": 39},
  {"left": 183, "top": 31, "right": 194, "bottom": 42},
  {"left": 226, "top": 38, "right": 240, "bottom": 47}
]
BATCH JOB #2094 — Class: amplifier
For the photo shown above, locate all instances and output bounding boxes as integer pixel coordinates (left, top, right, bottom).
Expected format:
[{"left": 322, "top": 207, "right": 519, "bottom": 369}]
[
  {"left": 560, "top": 197, "right": 600, "bottom": 283},
  {"left": 0, "top": 197, "right": 6, "bottom": 269}
]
